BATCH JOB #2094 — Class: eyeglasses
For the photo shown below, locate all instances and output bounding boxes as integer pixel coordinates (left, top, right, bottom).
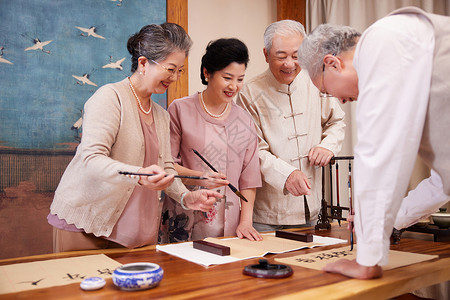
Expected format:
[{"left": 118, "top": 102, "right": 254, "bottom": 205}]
[
  {"left": 151, "top": 60, "right": 185, "bottom": 76},
  {"left": 320, "top": 63, "right": 333, "bottom": 98}
]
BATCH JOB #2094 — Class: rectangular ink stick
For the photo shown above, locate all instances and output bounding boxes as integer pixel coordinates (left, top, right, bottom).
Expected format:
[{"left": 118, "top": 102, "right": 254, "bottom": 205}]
[
  {"left": 193, "top": 240, "right": 231, "bottom": 256},
  {"left": 275, "top": 230, "right": 313, "bottom": 243}
]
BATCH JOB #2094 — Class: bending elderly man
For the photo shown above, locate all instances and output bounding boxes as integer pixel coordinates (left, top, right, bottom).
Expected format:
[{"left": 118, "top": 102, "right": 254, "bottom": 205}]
[{"left": 298, "top": 7, "right": 450, "bottom": 279}]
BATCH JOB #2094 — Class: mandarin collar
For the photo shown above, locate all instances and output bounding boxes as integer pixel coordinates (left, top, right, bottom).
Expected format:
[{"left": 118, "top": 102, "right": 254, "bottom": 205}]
[{"left": 264, "top": 69, "right": 299, "bottom": 95}]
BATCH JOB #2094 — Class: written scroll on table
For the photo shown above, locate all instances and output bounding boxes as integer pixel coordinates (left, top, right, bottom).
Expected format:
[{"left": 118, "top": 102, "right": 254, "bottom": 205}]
[
  {"left": 275, "top": 246, "right": 438, "bottom": 271},
  {"left": 0, "top": 254, "right": 122, "bottom": 294}
]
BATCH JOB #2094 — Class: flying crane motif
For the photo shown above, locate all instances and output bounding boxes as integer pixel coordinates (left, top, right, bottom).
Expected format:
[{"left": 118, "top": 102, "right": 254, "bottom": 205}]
[
  {"left": 0, "top": 47, "right": 13, "bottom": 64},
  {"left": 72, "top": 74, "right": 98, "bottom": 87},
  {"left": 75, "top": 26, "right": 105, "bottom": 39},
  {"left": 23, "top": 37, "right": 52, "bottom": 54},
  {"left": 111, "top": 0, "right": 123, "bottom": 6},
  {"left": 102, "top": 56, "right": 125, "bottom": 70}
]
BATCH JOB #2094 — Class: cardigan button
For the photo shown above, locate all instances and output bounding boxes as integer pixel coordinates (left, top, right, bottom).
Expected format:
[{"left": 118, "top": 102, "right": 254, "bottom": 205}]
[{"left": 159, "top": 154, "right": 162, "bottom": 158}]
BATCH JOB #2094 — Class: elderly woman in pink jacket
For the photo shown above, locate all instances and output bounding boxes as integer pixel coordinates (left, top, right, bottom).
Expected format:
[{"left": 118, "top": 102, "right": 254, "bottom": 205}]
[{"left": 160, "top": 38, "right": 262, "bottom": 243}]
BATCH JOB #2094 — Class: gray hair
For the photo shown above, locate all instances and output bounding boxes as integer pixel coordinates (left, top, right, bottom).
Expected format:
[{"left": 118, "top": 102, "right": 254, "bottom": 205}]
[
  {"left": 298, "top": 24, "right": 360, "bottom": 79},
  {"left": 264, "top": 20, "right": 306, "bottom": 53},
  {"left": 127, "top": 23, "right": 193, "bottom": 73}
]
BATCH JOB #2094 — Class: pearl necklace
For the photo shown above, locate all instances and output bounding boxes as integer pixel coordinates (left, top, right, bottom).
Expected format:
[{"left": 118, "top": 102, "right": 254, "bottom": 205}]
[
  {"left": 199, "top": 91, "right": 229, "bottom": 118},
  {"left": 128, "top": 77, "right": 152, "bottom": 115}
]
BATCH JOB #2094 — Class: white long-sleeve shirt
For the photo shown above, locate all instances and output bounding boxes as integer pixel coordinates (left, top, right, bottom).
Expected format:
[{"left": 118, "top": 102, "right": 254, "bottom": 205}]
[{"left": 353, "top": 13, "right": 448, "bottom": 267}]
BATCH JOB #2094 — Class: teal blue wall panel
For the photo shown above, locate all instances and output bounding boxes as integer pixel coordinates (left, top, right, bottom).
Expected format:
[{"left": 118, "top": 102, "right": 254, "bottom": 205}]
[{"left": 0, "top": 0, "right": 167, "bottom": 150}]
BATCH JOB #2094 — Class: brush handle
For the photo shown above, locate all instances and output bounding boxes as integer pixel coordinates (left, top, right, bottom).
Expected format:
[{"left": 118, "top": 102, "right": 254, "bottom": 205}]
[
  {"left": 348, "top": 161, "right": 354, "bottom": 251},
  {"left": 335, "top": 162, "right": 340, "bottom": 206},
  {"left": 192, "top": 149, "right": 248, "bottom": 202},
  {"left": 192, "top": 149, "right": 218, "bottom": 172},
  {"left": 118, "top": 171, "right": 207, "bottom": 180}
]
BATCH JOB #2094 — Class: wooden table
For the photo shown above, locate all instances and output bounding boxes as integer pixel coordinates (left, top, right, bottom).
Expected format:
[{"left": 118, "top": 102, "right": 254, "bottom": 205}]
[{"left": 1, "top": 223, "right": 449, "bottom": 299}]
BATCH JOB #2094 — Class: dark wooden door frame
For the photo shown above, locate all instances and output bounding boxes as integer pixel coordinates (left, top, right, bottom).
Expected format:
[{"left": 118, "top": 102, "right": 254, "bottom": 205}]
[{"left": 277, "top": 0, "right": 306, "bottom": 25}]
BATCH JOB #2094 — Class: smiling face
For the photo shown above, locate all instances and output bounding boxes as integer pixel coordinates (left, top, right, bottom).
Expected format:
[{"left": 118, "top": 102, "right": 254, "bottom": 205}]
[
  {"left": 264, "top": 33, "right": 302, "bottom": 85},
  {"left": 144, "top": 50, "right": 186, "bottom": 94},
  {"left": 204, "top": 62, "right": 246, "bottom": 104},
  {"left": 311, "top": 52, "right": 359, "bottom": 104}
]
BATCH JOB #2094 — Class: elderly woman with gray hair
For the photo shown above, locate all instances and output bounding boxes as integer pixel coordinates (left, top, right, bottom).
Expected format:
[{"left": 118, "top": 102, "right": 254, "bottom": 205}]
[
  {"left": 298, "top": 7, "right": 450, "bottom": 280},
  {"left": 48, "top": 23, "right": 222, "bottom": 252}
]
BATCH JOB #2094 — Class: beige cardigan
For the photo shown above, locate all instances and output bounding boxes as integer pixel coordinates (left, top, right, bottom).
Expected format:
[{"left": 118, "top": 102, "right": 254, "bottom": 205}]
[
  {"left": 237, "top": 69, "right": 345, "bottom": 225},
  {"left": 50, "top": 78, "right": 188, "bottom": 237}
]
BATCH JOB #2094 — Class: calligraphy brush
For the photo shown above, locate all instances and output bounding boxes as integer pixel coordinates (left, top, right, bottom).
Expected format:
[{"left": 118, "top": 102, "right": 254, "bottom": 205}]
[
  {"left": 329, "top": 163, "right": 333, "bottom": 215},
  {"left": 348, "top": 162, "right": 354, "bottom": 251},
  {"left": 192, "top": 149, "right": 248, "bottom": 202},
  {"left": 335, "top": 162, "right": 341, "bottom": 226},
  {"left": 119, "top": 171, "right": 208, "bottom": 180}
]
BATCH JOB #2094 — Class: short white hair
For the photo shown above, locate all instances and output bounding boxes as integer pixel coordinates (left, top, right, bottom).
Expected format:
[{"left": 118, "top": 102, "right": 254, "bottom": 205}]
[{"left": 264, "top": 20, "right": 306, "bottom": 53}]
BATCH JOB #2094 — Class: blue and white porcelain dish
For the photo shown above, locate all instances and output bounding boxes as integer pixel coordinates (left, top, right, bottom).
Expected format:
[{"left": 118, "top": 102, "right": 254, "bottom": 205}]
[
  {"left": 112, "top": 262, "right": 163, "bottom": 291},
  {"left": 80, "top": 277, "right": 106, "bottom": 291}
]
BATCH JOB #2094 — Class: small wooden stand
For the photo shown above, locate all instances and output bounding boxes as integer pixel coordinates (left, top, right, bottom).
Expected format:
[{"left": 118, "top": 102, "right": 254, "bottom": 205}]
[
  {"left": 315, "top": 198, "right": 331, "bottom": 230},
  {"left": 317, "top": 157, "right": 354, "bottom": 230},
  {"left": 315, "top": 166, "right": 331, "bottom": 230}
]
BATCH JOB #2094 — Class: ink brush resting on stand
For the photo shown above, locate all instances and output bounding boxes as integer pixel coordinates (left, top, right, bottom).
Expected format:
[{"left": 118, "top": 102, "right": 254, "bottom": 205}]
[
  {"left": 348, "top": 161, "right": 354, "bottom": 251},
  {"left": 329, "top": 162, "right": 334, "bottom": 221},
  {"left": 335, "top": 161, "right": 342, "bottom": 226},
  {"left": 192, "top": 149, "right": 248, "bottom": 202}
]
